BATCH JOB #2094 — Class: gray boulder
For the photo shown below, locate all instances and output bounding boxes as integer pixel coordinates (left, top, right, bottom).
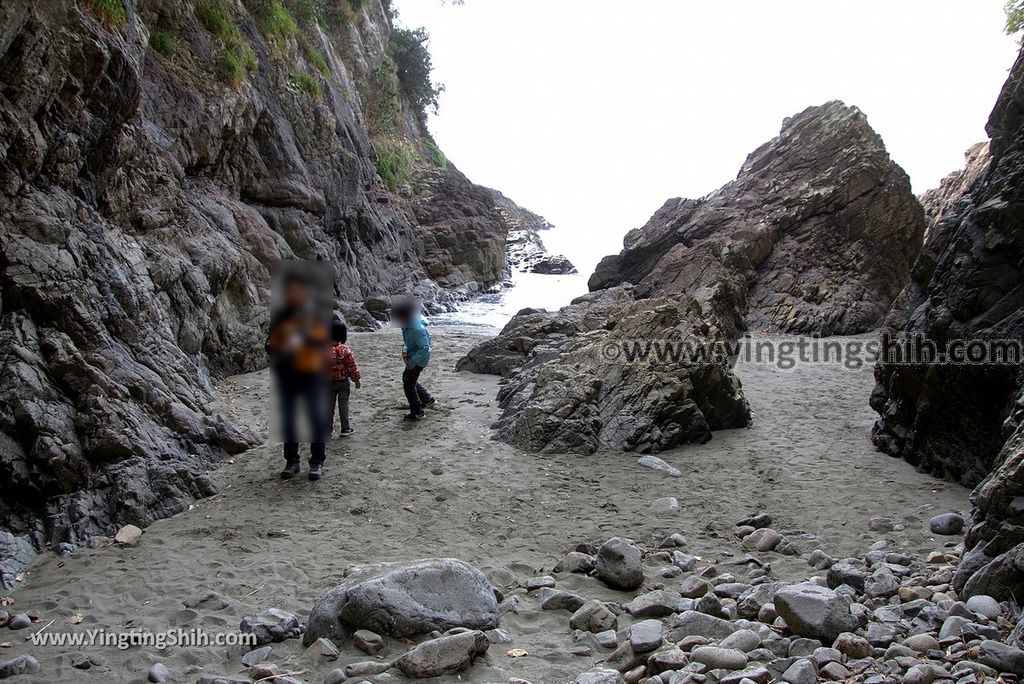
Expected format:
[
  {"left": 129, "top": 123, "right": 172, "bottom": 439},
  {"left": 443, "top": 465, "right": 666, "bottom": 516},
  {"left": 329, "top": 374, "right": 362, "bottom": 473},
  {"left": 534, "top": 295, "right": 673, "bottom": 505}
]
[
  {"left": 304, "top": 559, "right": 499, "bottom": 645},
  {"left": 595, "top": 537, "right": 644, "bottom": 591},
  {"left": 774, "top": 582, "right": 859, "bottom": 641},
  {"left": 0, "top": 655, "right": 40, "bottom": 679}
]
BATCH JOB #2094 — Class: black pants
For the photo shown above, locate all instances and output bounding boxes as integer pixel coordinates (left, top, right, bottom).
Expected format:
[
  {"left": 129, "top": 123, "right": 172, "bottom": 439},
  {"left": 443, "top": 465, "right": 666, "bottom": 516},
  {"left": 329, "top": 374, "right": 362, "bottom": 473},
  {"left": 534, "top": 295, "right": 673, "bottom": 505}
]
[
  {"left": 326, "top": 379, "right": 351, "bottom": 432},
  {"left": 277, "top": 372, "right": 326, "bottom": 465},
  {"left": 402, "top": 365, "right": 432, "bottom": 413}
]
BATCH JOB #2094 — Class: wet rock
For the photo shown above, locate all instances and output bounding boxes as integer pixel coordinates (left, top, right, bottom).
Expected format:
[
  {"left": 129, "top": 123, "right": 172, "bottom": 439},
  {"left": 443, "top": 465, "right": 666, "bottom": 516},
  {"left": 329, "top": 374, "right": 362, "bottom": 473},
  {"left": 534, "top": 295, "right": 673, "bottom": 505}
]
[
  {"left": 305, "top": 559, "right": 499, "bottom": 643},
  {"left": 392, "top": 630, "right": 490, "bottom": 678},
  {"left": 570, "top": 601, "right": 618, "bottom": 633},
  {"left": 774, "top": 583, "right": 859, "bottom": 641},
  {"left": 929, "top": 513, "right": 964, "bottom": 536},
  {"left": 596, "top": 538, "right": 644, "bottom": 591},
  {"left": 239, "top": 609, "right": 302, "bottom": 646}
]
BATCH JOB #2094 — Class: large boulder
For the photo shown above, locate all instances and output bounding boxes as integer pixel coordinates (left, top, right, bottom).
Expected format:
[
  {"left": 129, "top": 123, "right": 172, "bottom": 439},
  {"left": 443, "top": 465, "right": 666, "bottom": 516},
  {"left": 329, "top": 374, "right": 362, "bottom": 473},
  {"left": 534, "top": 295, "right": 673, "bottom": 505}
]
[
  {"left": 589, "top": 101, "right": 924, "bottom": 337},
  {"left": 774, "top": 582, "right": 860, "bottom": 642},
  {"left": 303, "top": 559, "right": 499, "bottom": 645},
  {"left": 595, "top": 537, "right": 645, "bottom": 591},
  {"left": 458, "top": 289, "right": 751, "bottom": 455}
]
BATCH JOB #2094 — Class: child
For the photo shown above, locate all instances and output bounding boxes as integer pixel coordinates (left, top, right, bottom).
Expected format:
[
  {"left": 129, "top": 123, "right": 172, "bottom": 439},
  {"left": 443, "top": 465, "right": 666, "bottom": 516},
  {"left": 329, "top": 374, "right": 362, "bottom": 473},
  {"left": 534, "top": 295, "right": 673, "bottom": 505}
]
[
  {"left": 391, "top": 298, "right": 434, "bottom": 421},
  {"left": 326, "top": 320, "right": 361, "bottom": 437}
]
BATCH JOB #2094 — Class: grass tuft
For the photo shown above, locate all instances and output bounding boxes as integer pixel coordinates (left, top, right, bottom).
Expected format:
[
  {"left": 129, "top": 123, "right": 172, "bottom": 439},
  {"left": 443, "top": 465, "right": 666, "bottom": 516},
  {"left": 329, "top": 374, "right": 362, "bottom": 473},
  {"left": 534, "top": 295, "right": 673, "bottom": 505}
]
[
  {"left": 85, "top": 0, "right": 127, "bottom": 27},
  {"left": 150, "top": 29, "right": 177, "bottom": 57}
]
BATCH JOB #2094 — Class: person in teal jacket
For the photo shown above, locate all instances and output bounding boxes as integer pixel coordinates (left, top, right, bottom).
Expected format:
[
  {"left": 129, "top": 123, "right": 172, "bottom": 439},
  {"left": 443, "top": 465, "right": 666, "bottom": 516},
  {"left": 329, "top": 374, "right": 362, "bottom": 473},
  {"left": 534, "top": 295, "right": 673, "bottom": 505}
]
[{"left": 392, "top": 298, "right": 435, "bottom": 420}]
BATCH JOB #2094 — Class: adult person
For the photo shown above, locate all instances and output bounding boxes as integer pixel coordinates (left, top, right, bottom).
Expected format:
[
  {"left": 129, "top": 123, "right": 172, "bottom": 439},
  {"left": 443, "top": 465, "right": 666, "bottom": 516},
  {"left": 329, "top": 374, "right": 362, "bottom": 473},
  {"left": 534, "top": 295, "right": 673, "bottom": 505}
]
[{"left": 265, "top": 270, "right": 329, "bottom": 480}]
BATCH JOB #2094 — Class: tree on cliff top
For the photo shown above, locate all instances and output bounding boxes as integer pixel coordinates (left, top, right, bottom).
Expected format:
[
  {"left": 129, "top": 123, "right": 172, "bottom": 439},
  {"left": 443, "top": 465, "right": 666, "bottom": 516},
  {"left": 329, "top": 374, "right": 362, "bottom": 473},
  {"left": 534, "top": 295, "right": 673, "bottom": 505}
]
[
  {"left": 1007, "top": 0, "right": 1024, "bottom": 36},
  {"left": 390, "top": 27, "right": 444, "bottom": 127}
]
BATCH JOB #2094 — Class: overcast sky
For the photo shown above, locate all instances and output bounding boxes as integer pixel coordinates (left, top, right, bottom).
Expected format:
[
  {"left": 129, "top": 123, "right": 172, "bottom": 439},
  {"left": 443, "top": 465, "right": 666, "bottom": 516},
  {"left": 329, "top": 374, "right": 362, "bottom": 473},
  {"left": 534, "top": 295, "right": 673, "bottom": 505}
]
[{"left": 393, "top": 0, "right": 1021, "bottom": 273}]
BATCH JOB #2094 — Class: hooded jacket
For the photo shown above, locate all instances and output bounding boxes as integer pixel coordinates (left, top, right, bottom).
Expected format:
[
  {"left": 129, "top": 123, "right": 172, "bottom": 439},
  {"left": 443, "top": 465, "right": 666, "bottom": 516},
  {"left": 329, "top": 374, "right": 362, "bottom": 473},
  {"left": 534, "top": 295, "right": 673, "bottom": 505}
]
[{"left": 402, "top": 316, "right": 432, "bottom": 368}]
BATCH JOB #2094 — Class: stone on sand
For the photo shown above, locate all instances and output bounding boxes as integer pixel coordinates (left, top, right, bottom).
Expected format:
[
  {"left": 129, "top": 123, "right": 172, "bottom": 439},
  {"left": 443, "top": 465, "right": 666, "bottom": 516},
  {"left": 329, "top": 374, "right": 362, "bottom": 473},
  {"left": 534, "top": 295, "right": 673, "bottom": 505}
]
[
  {"left": 392, "top": 629, "right": 490, "bottom": 678},
  {"left": 780, "top": 658, "right": 817, "bottom": 684},
  {"left": 240, "top": 646, "right": 272, "bottom": 667},
  {"left": 554, "top": 552, "right": 596, "bottom": 574},
  {"left": 114, "top": 524, "right": 143, "bottom": 546},
  {"left": 302, "top": 637, "right": 340, "bottom": 661},
  {"left": 0, "top": 655, "right": 39, "bottom": 678},
  {"left": 832, "top": 632, "right": 872, "bottom": 658},
  {"left": 239, "top": 608, "right": 302, "bottom": 645},
  {"left": 623, "top": 590, "right": 685, "bottom": 617},
  {"left": 6, "top": 613, "right": 31, "bottom": 630},
  {"left": 304, "top": 559, "right": 499, "bottom": 644},
  {"left": 353, "top": 629, "right": 384, "bottom": 655},
  {"left": 928, "top": 513, "right": 964, "bottom": 536},
  {"left": 324, "top": 669, "right": 347, "bottom": 684},
  {"left": 595, "top": 538, "right": 644, "bottom": 590},
  {"left": 667, "top": 610, "right": 738, "bottom": 641},
  {"left": 148, "top": 663, "right": 169, "bottom": 683},
  {"left": 628, "top": 619, "right": 663, "bottom": 653},
  {"left": 569, "top": 601, "right": 617, "bottom": 633},
  {"left": 965, "top": 594, "right": 1001, "bottom": 619},
  {"left": 575, "top": 668, "right": 624, "bottom": 684},
  {"left": 690, "top": 645, "right": 748, "bottom": 670},
  {"left": 742, "top": 528, "right": 782, "bottom": 552},
  {"left": 538, "top": 588, "right": 586, "bottom": 613},
  {"left": 774, "top": 582, "right": 859, "bottom": 641}
]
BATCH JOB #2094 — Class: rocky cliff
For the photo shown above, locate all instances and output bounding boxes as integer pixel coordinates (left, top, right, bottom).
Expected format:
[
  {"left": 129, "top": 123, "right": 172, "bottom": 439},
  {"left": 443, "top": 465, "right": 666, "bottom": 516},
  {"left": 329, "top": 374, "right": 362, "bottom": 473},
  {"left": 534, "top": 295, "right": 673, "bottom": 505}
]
[
  {"left": 871, "top": 48, "right": 1024, "bottom": 488},
  {"left": 870, "top": 48, "right": 1024, "bottom": 598},
  {"left": 589, "top": 101, "right": 925, "bottom": 337},
  {"left": 0, "top": 0, "right": 540, "bottom": 585}
]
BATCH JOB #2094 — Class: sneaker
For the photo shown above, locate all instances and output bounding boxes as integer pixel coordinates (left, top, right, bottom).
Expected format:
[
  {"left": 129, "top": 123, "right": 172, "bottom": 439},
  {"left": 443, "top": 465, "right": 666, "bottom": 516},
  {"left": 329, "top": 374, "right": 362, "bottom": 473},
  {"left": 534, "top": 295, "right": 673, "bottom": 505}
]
[
  {"left": 308, "top": 463, "right": 324, "bottom": 481},
  {"left": 403, "top": 412, "right": 426, "bottom": 421},
  {"left": 423, "top": 397, "right": 436, "bottom": 409},
  {"left": 338, "top": 428, "right": 355, "bottom": 437},
  {"left": 280, "top": 461, "right": 301, "bottom": 480}
]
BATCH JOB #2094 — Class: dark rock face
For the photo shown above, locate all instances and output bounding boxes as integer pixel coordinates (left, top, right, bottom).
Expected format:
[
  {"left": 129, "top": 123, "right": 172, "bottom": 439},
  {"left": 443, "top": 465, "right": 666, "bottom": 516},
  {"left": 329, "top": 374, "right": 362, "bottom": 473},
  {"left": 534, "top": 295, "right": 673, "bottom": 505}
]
[
  {"left": 589, "top": 101, "right": 925, "bottom": 337},
  {"left": 871, "top": 48, "right": 1024, "bottom": 487},
  {"left": 868, "top": 47, "right": 1024, "bottom": 598},
  {"left": 496, "top": 189, "right": 577, "bottom": 276},
  {"left": 918, "top": 142, "right": 991, "bottom": 239},
  {"left": 457, "top": 287, "right": 750, "bottom": 455},
  {"left": 0, "top": 0, "right": 533, "bottom": 580}
]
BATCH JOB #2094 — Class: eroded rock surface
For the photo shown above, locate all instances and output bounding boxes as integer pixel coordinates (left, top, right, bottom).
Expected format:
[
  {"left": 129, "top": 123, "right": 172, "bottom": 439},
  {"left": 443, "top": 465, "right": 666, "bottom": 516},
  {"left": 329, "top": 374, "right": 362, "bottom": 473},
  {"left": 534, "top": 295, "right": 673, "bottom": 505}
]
[{"left": 589, "top": 101, "right": 924, "bottom": 337}]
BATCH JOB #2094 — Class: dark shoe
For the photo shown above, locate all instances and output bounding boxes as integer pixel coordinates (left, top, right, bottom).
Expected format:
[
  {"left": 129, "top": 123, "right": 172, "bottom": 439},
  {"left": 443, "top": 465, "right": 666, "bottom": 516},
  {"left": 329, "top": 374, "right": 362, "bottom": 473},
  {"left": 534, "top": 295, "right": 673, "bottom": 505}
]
[
  {"left": 308, "top": 463, "right": 324, "bottom": 481},
  {"left": 403, "top": 412, "right": 426, "bottom": 421},
  {"left": 280, "top": 461, "right": 301, "bottom": 480},
  {"left": 423, "top": 397, "right": 436, "bottom": 409},
  {"left": 338, "top": 428, "right": 354, "bottom": 437}
]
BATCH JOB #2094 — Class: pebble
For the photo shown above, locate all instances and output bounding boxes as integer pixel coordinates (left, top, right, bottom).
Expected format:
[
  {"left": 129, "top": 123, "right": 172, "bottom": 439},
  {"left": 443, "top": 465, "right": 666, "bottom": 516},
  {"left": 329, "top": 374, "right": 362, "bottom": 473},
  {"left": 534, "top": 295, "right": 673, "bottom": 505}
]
[
  {"left": 977, "top": 639, "right": 1024, "bottom": 675},
  {"left": 595, "top": 629, "right": 617, "bottom": 649},
  {"left": 902, "top": 633, "right": 940, "bottom": 653},
  {"left": 780, "top": 658, "right": 817, "bottom": 684},
  {"left": 241, "top": 645, "right": 272, "bottom": 667},
  {"left": 736, "top": 513, "right": 772, "bottom": 529},
  {"left": 554, "top": 552, "right": 596, "bottom": 574},
  {"left": 628, "top": 619, "right": 663, "bottom": 653},
  {"left": 114, "top": 524, "right": 143, "bottom": 546},
  {"left": 690, "top": 645, "right": 748, "bottom": 670},
  {"left": 928, "top": 513, "right": 965, "bottom": 536},
  {"left": 965, "top": 594, "right": 1001, "bottom": 620},
  {"left": 651, "top": 497, "right": 680, "bottom": 513},
  {"left": 324, "top": 669, "right": 347, "bottom": 684},
  {"left": 679, "top": 576, "right": 712, "bottom": 598},
  {"left": 7, "top": 613, "right": 31, "bottom": 630},
  {"left": 148, "top": 662, "right": 169, "bottom": 683},
  {"left": 525, "top": 575, "right": 556, "bottom": 590},
  {"left": 720, "top": 629, "right": 761, "bottom": 653},
  {"left": 742, "top": 528, "right": 782, "bottom": 552},
  {"left": 569, "top": 601, "right": 617, "bottom": 633},
  {"left": 595, "top": 538, "right": 644, "bottom": 591}
]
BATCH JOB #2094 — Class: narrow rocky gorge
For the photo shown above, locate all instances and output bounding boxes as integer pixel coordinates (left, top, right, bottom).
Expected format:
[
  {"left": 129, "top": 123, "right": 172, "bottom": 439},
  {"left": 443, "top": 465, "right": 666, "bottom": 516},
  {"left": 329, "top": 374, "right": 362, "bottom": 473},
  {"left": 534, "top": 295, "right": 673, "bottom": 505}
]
[{"left": 0, "top": 0, "right": 555, "bottom": 585}]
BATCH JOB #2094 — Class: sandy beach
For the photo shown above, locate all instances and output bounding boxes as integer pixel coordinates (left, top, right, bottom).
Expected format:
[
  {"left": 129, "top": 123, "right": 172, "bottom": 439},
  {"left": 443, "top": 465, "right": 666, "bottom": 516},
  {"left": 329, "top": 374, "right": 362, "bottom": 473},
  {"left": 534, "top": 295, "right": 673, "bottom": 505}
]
[{"left": 0, "top": 328, "right": 968, "bottom": 683}]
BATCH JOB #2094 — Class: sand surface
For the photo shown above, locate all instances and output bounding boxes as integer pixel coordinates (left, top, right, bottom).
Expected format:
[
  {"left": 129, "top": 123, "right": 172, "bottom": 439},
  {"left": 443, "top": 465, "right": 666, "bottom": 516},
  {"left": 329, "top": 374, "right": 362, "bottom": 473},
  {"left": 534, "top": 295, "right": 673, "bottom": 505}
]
[{"left": 2, "top": 329, "right": 968, "bottom": 683}]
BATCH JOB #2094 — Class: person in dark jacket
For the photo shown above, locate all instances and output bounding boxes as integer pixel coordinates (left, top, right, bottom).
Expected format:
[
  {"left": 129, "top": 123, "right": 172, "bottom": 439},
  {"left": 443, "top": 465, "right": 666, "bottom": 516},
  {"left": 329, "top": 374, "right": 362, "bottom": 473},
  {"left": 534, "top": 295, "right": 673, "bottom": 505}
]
[
  {"left": 391, "top": 298, "right": 434, "bottom": 421},
  {"left": 265, "top": 272, "right": 329, "bottom": 480}
]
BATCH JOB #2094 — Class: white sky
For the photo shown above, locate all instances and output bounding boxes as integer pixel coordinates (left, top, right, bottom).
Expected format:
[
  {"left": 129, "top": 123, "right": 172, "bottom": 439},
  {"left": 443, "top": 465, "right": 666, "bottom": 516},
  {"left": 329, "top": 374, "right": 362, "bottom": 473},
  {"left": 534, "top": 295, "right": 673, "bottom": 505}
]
[{"left": 394, "top": 0, "right": 1021, "bottom": 273}]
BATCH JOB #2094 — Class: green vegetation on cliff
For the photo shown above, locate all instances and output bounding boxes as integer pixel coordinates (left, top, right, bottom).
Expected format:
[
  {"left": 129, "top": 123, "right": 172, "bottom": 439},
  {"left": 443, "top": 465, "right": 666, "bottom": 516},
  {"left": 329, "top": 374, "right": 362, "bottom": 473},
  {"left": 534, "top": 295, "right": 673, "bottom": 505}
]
[
  {"left": 195, "top": 1, "right": 257, "bottom": 85},
  {"left": 1007, "top": 0, "right": 1024, "bottom": 35},
  {"left": 389, "top": 27, "right": 444, "bottom": 127}
]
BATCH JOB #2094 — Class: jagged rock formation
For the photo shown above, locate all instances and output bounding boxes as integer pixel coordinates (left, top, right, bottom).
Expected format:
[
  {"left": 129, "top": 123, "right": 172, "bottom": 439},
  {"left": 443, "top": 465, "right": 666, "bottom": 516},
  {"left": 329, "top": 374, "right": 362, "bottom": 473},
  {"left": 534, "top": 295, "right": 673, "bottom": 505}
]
[
  {"left": 919, "top": 142, "right": 991, "bottom": 238},
  {"left": 493, "top": 189, "right": 577, "bottom": 276},
  {"left": 0, "top": 0, "right": 538, "bottom": 584},
  {"left": 589, "top": 101, "right": 925, "bottom": 337},
  {"left": 457, "top": 287, "right": 750, "bottom": 455},
  {"left": 870, "top": 47, "right": 1024, "bottom": 598},
  {"left": 871, "top": 48, "right": 1024, "bottom": 488}
]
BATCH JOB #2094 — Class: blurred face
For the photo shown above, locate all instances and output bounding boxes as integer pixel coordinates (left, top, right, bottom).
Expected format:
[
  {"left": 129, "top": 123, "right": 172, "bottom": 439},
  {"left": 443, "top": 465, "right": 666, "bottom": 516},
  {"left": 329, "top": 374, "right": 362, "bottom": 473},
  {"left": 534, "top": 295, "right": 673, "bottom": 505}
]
[{"left": 284, "top": 279, "right": 308, "bottom": 308}]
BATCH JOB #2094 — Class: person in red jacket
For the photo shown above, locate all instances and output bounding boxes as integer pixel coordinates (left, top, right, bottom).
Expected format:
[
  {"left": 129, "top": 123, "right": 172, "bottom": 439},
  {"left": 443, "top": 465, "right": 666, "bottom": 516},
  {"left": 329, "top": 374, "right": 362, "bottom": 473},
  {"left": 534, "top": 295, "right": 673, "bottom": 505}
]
[{"left": 326, "top": 320, "right": 361, "bottom": 437}]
